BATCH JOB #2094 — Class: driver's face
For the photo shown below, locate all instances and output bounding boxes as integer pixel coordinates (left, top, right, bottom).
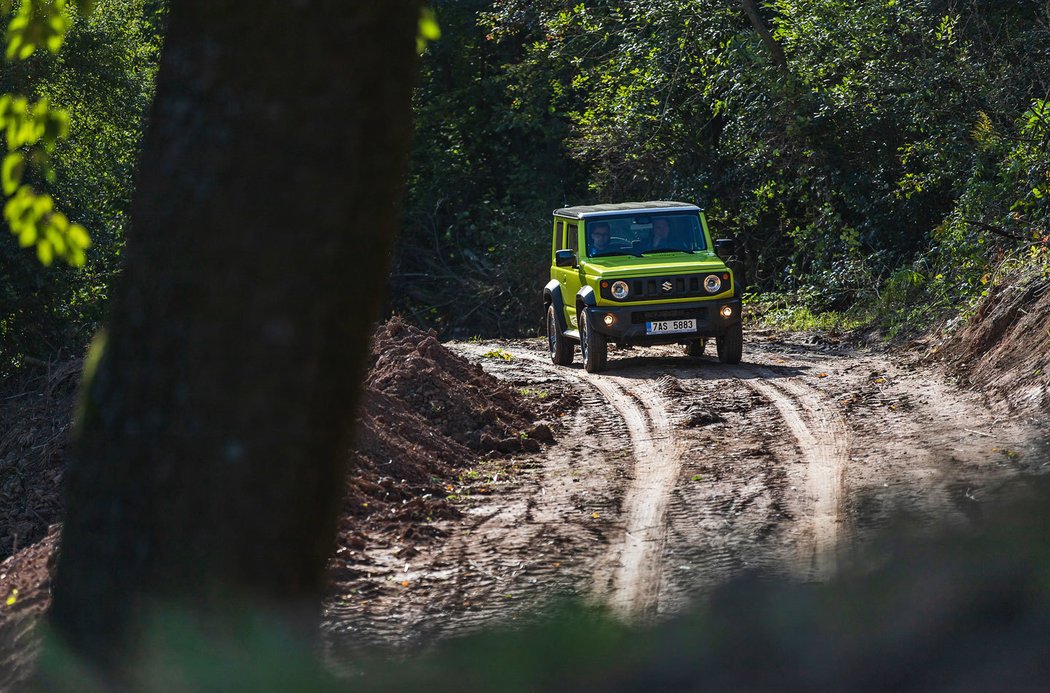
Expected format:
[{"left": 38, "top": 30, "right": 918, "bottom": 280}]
[{"left": 592, "top": 225, "right": 610, "bottom": 246}]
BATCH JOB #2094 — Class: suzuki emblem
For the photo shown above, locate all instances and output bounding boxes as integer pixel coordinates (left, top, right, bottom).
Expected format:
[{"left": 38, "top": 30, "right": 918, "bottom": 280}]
[{"left": 662, "top": 281, "right": 673, "bottom": 292}]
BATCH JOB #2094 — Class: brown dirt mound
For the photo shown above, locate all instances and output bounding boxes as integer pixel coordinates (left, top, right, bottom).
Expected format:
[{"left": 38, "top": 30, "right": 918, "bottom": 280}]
[
  {"left": 337, "top": 317, "right": 567, "bottom": 542},
  {"left": 938, "top": 274, "right": 1050, "bottom": 411},
  {"left": 0, "top": 525, "right": 58, "bottom": 690},
  {"left": 0, "top": 359, "right": 79, "bottom": 561}
]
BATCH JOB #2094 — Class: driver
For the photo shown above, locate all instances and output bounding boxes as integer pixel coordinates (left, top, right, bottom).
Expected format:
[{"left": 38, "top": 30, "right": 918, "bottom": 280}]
[{"left": 588, "top": 222, "right": 611, "bottom": 255}]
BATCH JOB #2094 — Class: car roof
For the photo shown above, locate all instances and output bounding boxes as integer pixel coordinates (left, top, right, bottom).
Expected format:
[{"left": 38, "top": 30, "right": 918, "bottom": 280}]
[{"left": 553, "top": 200, "right": 701, "bottom": 219}]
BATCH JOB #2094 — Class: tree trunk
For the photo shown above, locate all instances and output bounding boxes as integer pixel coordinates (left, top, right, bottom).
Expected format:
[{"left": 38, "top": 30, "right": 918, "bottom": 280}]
[
  {"left": 739, "top": 0, "right": 788, "bottom": 72},
  {"left": 46, "top": 0, "right": 421, "bottom": 677}
]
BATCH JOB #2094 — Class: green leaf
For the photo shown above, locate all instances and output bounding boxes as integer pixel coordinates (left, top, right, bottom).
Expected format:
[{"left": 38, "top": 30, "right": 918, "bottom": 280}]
[
  {"left": 17, "top": 223, "right": 36, "bottom": 247},
  {"left": 417, "top": 6, "right": 441, "bottom": 54},
  {"left": 68, "top": 223, "right": 89, "bottom": 249},
  {"left": 37, "top": 238, "right": 54, "bottom": 265},
  {"left": 2, "top": 152, "right": 24, "bottom": 195}
]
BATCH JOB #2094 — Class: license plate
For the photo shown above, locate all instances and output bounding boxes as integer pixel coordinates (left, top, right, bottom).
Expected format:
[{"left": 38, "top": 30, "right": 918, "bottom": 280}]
[{"left": 646, "top": 319, "right": 696, "bottom": 335}]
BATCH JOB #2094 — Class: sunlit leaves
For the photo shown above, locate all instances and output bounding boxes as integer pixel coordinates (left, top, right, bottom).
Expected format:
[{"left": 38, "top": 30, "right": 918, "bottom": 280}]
[
  {"left": 6, "top": 0, "right": 72, "bottom": 61},
  {"left": 1, "top": 0, "right": 92, "bottom": 267},
  {"left": 3, "top": 185, "right": 89, "bottom": 265},
  {"left": 416, "top": 6, "right": 440, "bottom": 54}
]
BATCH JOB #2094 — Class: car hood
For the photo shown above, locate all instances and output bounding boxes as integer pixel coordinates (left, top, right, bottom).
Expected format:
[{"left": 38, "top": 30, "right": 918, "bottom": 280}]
[{"left": 581, "top": 253, "right": 729, "bottom": 278}]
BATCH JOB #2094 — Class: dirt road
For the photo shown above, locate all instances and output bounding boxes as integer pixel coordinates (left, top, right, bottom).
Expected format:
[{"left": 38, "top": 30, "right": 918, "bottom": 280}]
[{"left": 322, "top": 332, "right": 1048, "bottom": 658}]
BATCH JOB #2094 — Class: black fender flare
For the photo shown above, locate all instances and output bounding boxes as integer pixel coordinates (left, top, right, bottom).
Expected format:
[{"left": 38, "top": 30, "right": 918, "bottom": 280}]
[
  {"left": 576, "top": 285, "right": 597, "bottom": 312},
  {"left": 544, "top": 279, "right": 567, "bottom": 332}
]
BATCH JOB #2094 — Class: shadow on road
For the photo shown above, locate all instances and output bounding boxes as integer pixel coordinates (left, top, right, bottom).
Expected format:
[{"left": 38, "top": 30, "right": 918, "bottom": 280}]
[{"left": 591, "top": 354, "right": 811, "bottom": 380}]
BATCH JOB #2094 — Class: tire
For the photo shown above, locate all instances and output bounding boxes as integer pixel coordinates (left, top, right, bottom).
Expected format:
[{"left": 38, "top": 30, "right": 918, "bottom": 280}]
[
  {"left": 717, "top": 322, "right": 743, "bottom": 364},
  {"left": 547, "top": 304, "right": 574, "bottom": 366},
  {"left": 685, "top": 338, "right": 706, "bottom": 357},
  {"left": 579, "top": 309, "right": 607, "bottom": 373}
]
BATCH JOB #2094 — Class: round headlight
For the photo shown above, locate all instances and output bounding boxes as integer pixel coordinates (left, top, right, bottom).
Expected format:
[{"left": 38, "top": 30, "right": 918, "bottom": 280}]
[
  {"left": 611, "top": 280, "right": 629, "bottom": 300},
  {"left": 704, "top": 275, "right": 722, "bottom": 293}
]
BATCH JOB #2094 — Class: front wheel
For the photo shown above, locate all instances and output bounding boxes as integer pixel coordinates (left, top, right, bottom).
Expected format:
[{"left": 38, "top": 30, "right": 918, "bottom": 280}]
[
  {"left": 547, "top": 304, "right": 574, "bottom": 366},
  {"left": 716, "top": 322, "right": 743, "bottom": 364},
  {"left": 579, "top": 310, "right": 607, "bottom": 373}
]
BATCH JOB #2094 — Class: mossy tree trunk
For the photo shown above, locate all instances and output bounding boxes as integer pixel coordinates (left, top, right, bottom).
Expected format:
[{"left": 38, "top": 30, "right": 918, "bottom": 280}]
[{"left": 46, "top": 0, "right": 421, "bottom": 677}]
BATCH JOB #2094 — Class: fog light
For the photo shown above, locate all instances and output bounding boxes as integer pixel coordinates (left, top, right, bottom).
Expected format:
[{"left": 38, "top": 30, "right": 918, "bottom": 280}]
[
  {"left": 720, "top": 305, "right": 733, "bottom": 318},
  {"left": 603, "top": 313, "right": 617, "bottom": 327},
  {"left": 611, "top": 280, "right": 629, "bottom": 299}
]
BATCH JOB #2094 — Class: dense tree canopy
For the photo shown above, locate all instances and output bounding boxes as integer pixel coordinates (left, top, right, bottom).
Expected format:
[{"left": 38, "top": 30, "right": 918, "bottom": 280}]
[
  {"left": 2, "top": 0, "right": 1049, "bottom": 363},
  {"left": 394, "top": 0, "right": 1049, "bottom": 336}
]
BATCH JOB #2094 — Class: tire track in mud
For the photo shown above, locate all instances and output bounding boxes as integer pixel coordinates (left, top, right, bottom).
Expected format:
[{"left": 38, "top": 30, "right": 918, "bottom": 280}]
[
  {"left": 586, "top": 375, "right": 680, "bottom": 621},
  {"left": 463, "top": 345, "right": 683, "bottom": 619},
  {"left": 745, "top": 372, "right": 850, "bottom": 579}
]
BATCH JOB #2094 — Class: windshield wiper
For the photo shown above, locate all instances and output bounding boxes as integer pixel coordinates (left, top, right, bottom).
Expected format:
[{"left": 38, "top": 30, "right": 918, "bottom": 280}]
[
  {"left": 590, "top": 250, "right": 642, "bottom": 258},
  {"left": 640, "top": 248, "right": 695, "bottom": 255}
]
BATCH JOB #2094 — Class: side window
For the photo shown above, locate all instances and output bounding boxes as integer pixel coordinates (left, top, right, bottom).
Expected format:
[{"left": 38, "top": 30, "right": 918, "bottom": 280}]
[
  {"left": 567, "top": 223, "right": 579, "bottom": 254},
  {"left": 554, "top": 220, "right": 564, "bottom": 251}
]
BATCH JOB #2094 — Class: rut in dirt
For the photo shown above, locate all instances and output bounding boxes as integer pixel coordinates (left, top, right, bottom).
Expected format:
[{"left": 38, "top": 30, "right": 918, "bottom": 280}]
[
  {"left": 489, "top": 345, "right": 856, "bottom": 617},
  {"left": 587, "top": 374, "right": 680, "bottom": 620},
  {"left": 746, "top": 373, "right": 851, "bottom": 579},
  {"left": 464, "top": 347, "right": 684, "bottom": 620}
]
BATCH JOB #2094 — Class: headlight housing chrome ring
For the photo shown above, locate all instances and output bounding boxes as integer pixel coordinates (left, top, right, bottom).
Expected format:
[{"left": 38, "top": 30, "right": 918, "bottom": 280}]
[
  {"left": 611, "top": 280, "right": 629, "bottom": 300},
  {"left": 704, "top": 274, "right": 722, "bottom": 293}
]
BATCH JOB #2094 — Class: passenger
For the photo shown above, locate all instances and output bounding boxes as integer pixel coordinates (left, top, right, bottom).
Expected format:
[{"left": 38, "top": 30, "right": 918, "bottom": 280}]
[{"left": 652, "top": 218, "right": 672, "bottom": 248}]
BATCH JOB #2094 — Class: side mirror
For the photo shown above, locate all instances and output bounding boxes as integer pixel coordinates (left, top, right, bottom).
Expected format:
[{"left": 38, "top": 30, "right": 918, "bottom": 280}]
[
  {"left": 715, "top": 238, "right": 736, "bottom": 259},
  {"left": 555, "top": 249, "right": 577, "bottom": 268}
]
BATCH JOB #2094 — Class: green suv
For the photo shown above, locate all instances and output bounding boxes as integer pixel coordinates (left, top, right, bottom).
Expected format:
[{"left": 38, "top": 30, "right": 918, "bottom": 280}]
[{"left": 543, "top": 201, "right": 742, "bottom": 372}]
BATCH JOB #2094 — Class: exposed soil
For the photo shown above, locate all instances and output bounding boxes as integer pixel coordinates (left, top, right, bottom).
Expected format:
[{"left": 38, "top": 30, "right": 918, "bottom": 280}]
[
  {"left": 0, "top": 359, "right": 79, "bottom": 561},
  {"left": 1, "top": 307, "right": 1049, "bottom": 684},
  {"left": 319, "top": 330, "right": 1049, "bottom": 659},
  {"left": 938, "top": 273, "right": 1050, "bottom": 411}
]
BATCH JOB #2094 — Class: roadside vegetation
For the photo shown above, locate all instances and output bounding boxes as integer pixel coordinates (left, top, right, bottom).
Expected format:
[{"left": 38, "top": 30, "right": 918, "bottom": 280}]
[
  {"left": 395, "top": 0, "right": 1050, "bottom": 340},
  {"left": 2, "top": 1, "right": 1048, "bottom": 368}
]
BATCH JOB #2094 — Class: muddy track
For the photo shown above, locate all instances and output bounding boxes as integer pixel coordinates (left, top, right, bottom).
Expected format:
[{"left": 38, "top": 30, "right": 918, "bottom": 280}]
[
  {"left": 746, "top": 374, "right": 850, "bottom": 579},
  {"left": 484, "top": 347, "right": 684, "bottom": 619},
  {"left": 590, "top": 374, "right": 679, "bottom": 620},
  {"left": 323, "top": 333, "right": 1049, "bottom": 655}
]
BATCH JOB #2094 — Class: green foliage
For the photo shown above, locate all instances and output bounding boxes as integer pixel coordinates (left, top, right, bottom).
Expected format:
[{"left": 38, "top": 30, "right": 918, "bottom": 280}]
[
  {"left": 0, "top": 1, "right": 93, "bottom": 268},
  {"left": 481, "top": 347, "right": 513, "bottom": 360},
  {"left": 398, "top": 0, "right": 1050, "bottom": 339},
  {"left": 416, "top": 5, "right": 440, "bottom": 54},
  {"left": 0, "top": 0, "right": 165, "bottom": 373}
]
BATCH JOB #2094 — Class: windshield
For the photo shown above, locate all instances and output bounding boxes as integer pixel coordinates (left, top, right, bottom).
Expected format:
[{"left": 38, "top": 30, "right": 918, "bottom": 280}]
[{"left": 585, "top": 213, "right": 706, "bottom": 258}]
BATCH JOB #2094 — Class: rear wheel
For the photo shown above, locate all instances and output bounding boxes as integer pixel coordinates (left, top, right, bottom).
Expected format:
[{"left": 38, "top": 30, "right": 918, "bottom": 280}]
[
  {"left": 547, "top": 304, "right": 574, "bottom": 366},
  {"left": 717, "top": 322, "right": 743, "bottom": 364},
  {"left": 580, "top": 310, "right": 607, "bottom": 373},
  {"left": 685, "top": 338, "right": 706, "bottom": 357}
]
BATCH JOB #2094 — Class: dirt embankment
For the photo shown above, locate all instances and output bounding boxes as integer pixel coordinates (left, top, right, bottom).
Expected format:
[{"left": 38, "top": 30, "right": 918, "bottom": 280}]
[
  {"left": 336, "top": 318, "right": 570, "bottom": 546},
  {"left": 0, "top": 360, "right": 78, "bottom": 561},
  {"left": 937, "top": 274, "right": 1050, "bottom": 411}
]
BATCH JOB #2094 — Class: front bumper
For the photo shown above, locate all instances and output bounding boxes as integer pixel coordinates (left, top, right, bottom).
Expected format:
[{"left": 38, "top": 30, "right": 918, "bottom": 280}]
[{"left": 584, "top": 298, "right": 741, "bottom": 344}]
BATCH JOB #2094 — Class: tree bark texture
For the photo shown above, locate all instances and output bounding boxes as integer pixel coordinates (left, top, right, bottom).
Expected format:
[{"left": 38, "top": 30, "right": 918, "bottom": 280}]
[{"left": 47, "top": 0, "right": 422, "bottom": 673}]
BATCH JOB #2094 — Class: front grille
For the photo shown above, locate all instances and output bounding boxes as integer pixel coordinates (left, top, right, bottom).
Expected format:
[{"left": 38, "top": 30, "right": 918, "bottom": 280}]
[
  {"left": 600, "top": 272, "right": 728, "bottom": 302},
  {"left": 631, "top": 307, "right": 709, "bottom": 325}
]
